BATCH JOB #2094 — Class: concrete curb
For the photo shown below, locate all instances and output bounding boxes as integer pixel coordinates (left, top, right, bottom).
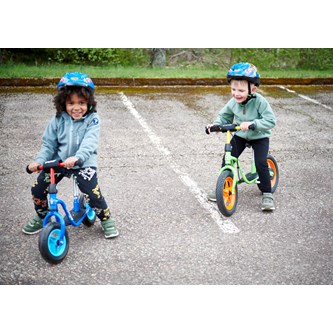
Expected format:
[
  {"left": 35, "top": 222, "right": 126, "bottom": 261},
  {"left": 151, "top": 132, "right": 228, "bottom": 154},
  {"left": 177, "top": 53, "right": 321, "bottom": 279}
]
[{"left": 1, "top": 77, "right": 333, "bottom": 87}]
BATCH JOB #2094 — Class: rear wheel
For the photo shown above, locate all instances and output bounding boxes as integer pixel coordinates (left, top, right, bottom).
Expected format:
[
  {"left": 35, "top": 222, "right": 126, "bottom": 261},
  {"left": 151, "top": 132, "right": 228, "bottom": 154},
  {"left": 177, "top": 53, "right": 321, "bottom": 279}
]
[
  {"left": 79, "top": 195, "right": 96, "bottom": 227},
  {"left": 216, "top": 170, "right": 238, "bottom": 217},
  {"left": 257, "top": 154, "right": 280, "bottom": 193},
  {"left": 267, "top": 154, "right": 279, "bottom": 193}
]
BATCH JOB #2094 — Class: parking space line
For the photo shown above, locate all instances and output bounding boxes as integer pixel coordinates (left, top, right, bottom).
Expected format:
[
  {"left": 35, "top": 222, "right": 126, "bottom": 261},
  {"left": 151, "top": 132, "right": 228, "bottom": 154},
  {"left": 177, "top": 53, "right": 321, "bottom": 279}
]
[
  {"left": 118, "top": 92, "right": 240, "bottom": 234},
  {"left": 278, "top": 85, "right": 332, "bottom": 110}
]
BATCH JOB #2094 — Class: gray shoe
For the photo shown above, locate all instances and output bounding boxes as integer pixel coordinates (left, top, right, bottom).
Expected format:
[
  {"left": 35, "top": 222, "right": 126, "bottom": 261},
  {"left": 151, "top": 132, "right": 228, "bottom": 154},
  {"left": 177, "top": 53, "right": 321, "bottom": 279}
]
[
  {"left": 261, "top": 193, "right": 275, "bottom": 211},
  {"left": 207, "top": 190, "right": 216, "bottom": 202},
  {"left": 22, "top": 215, "right": 43, "bottom": 234},
  {"left": 101, "top": 218, "right": 119, "bottom": 238}
]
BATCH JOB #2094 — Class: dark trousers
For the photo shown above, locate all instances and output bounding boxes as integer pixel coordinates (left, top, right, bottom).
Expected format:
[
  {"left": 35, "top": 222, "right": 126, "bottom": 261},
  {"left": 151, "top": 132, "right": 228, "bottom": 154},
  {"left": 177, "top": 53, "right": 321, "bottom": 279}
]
[
  {"left": 222, "top": 135, "right": 272, "bottom": 193},
  {"left": 31, "top": 167, "right": 111, "bottom": 221}
]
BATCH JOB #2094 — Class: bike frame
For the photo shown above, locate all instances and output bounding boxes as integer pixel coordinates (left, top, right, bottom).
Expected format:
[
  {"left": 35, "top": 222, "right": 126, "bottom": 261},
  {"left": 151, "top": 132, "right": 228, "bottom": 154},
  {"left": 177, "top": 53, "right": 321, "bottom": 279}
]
[
  {"left": 41, "top": 164, "right": 94, "bottom": 242},
  {"left": 218, "top": 129, "right": 259, "bottom": 194}
]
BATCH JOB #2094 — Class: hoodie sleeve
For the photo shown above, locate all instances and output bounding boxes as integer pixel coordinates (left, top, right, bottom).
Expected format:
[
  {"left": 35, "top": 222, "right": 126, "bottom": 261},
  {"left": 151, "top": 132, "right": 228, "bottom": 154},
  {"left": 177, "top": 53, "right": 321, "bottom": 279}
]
[
  {"left": 75, "top": 114, "right": 100, "bottom": 163},
  {"left": 35, "top": 116, "right": 59, "bottom": 164}
]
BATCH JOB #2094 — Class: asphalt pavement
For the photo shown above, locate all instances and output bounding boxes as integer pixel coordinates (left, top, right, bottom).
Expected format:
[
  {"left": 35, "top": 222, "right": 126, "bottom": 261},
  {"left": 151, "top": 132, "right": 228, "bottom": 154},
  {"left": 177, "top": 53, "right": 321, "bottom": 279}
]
[{"left": 0, "top": 84, "right": 332, "bottom": 285}]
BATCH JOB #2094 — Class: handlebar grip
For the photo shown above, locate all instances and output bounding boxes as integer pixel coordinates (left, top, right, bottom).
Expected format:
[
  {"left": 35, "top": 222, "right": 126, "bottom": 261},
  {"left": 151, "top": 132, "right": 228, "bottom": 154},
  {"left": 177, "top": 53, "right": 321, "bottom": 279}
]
[
  {"left": 206, "top": 125, "right": 222, "bottom": 134},
  {"left": 26, "top": 165, "right": 33, "bottom": 174},
  {"left": 75, "top": 159, "right": 83, "bottom": 167},
  {"left": 26, "top": 164, "right": 43, "bottom": 174}
]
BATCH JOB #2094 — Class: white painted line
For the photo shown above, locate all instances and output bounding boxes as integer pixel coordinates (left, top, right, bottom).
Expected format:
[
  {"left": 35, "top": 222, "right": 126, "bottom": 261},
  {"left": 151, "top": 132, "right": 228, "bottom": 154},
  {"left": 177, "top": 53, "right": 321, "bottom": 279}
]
[
  {"left": 278, "top": 85, "right": 332, "bottom": 110},
  {"left": 118, "top": 92, "right": 239, "bottom": 234}
]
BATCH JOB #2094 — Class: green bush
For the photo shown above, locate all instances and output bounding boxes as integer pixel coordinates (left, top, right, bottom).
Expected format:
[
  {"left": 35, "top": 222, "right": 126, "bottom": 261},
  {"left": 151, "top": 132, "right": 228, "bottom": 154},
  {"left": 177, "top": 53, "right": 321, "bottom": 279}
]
[{"left": 1, "top": 48, "right": 332, "bottom": 70}]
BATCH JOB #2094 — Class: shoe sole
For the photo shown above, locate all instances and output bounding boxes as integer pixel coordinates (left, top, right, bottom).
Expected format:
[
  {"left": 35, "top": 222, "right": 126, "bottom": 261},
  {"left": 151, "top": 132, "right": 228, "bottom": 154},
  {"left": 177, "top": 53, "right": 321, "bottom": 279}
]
[
  {"left": 22, "top": 228, "right": 43, "bottom": 235},
  {"left": 207, "top": 197, "right": 217, "bottom": 202},
  {"left": 104, "top": 231, "right": 119, "bottom": 239},
  {"left": 261, "top": 207, "right": 275, "bottom": 211}
]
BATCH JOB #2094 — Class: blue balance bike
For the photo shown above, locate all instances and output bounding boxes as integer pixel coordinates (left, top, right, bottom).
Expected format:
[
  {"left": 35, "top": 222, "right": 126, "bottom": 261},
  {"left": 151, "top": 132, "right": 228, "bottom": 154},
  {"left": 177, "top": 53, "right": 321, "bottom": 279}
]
[{"left": 26, "top": 159, "right": 96, "bottom": 264}]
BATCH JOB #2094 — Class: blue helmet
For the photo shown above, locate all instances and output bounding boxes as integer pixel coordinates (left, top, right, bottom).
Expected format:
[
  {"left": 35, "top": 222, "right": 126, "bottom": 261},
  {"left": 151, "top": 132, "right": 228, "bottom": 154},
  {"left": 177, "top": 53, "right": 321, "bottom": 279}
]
[
  {"left": 57, "top": 72, "right": 95, "bottom": 90},
  {"left": 227, "top": 62, "right": 260, "bottom": 86}
]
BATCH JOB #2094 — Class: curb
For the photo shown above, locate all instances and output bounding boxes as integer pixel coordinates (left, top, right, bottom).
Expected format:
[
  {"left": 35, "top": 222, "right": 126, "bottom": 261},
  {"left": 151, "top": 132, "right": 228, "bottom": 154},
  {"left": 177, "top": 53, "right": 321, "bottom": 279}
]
[{"left": 1, "top": 77, "right": 333, "bottom": 87}]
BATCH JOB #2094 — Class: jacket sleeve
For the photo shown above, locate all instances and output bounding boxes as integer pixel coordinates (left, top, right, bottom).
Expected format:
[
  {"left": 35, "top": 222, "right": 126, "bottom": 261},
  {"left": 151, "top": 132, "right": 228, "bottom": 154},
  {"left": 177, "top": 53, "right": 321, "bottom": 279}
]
[
  {"left": 35, "top": 117, "right": 58, "bottom": 164},
  {"left": 75, "top": 115, "right": 100, "bottom": 163},
  {"left": 252, "top": 98, "right": 276, "bottom": 131},
  {"left": 213, "top": 99, "right": 235, "bottom": 125}
]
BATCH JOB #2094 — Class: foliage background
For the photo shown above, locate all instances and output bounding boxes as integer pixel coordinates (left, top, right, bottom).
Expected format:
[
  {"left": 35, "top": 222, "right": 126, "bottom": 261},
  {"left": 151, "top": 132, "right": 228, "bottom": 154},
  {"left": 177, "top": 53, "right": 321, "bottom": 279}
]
[{"left": 1, "top": 48, "right": 332, "bottom": 70}]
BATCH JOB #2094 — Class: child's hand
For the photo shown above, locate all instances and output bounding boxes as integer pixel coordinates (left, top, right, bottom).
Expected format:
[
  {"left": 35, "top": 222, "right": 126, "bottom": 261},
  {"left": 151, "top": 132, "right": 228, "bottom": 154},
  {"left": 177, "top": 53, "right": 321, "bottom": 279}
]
[
  {"left": 240, "top": 122, "right": 253, "bottom": 131},
  {"left": 28, "top": 162, "right": 41, "bottom": 173},
  {"left": 64, "top": 156, "right": 78, "bottom": 169}
]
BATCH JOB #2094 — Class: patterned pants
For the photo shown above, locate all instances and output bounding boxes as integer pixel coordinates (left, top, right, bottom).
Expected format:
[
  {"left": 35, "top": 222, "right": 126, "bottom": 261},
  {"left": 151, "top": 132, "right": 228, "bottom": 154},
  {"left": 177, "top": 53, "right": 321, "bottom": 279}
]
[{"left": 31, "top": 167, "right": 111, "bottom": 221}]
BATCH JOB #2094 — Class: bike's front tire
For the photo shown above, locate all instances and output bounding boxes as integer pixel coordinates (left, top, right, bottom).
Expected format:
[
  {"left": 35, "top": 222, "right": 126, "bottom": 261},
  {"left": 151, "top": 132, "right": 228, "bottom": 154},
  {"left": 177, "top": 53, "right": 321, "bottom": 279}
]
[
  {"left": 38, "top": 222, "right": 69, "bottom": 264},
  {"left": 216, "top": 170, "right": 238, "bottom": 217}
]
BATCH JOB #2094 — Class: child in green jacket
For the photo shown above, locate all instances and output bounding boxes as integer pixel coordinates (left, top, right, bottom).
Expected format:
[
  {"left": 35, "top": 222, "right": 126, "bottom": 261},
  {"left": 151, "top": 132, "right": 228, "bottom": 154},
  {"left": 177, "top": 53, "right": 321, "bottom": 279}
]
[{"left": 206, "top": 62, "right": 276, "bottom": 211}]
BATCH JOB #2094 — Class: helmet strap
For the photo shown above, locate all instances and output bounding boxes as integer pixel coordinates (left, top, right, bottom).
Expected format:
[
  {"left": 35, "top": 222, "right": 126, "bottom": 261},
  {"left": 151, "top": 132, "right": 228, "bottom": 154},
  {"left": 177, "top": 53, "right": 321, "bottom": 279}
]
[{"left": 241, "top": 81, "right": 256, "bottom": 106}]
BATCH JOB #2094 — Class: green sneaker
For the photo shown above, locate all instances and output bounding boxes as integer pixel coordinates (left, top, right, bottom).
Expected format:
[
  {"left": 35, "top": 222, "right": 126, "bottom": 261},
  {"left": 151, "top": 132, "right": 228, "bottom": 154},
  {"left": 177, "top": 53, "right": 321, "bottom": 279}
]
[
  {"left": 22, "top": 215, "right": 44, "bottom": 234},
  {"left": 261, "top": 193, "right": 275, "bottom": 211},
  {"left": 207, "top": 190, "right": 216, "bottom": 202},
  {"left": 101, "top": 218, "right": 119, "bottom": 239}
]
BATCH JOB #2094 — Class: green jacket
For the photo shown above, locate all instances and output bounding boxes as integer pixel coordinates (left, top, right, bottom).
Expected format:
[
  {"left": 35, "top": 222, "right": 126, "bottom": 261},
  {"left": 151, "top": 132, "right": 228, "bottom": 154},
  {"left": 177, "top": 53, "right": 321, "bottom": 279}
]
[{"left": 214, "top": 93, "right": 276, "bottom": 140}]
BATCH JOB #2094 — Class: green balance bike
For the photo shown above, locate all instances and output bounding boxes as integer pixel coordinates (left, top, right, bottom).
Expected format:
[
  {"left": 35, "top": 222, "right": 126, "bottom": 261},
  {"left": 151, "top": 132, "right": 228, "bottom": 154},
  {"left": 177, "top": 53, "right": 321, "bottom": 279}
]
[{"left": 206, "top": 124, "right": 279, "bottom": 217}]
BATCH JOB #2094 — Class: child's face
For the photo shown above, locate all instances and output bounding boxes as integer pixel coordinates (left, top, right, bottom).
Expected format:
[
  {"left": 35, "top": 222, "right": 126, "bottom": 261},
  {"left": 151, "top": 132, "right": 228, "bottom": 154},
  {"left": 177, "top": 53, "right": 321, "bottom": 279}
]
[
  {"left": 65, "top": 93, "right": 88, "bottom": 120},
  {"left": 230, "top": 80, "right": 256, "bottom": 104}
]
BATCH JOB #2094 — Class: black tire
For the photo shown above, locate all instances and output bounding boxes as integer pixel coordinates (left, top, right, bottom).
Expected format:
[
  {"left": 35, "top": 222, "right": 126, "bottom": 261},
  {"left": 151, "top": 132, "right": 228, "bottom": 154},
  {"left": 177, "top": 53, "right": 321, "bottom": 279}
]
[
  {"left": 216, "top": 170, "right": 238, "bottom": 217},
  {"left": 79, "top": 195, "right": 96, "bottom": 227},
  {"left": 38, "top": 222, "right": 69, "bottom": 264}
]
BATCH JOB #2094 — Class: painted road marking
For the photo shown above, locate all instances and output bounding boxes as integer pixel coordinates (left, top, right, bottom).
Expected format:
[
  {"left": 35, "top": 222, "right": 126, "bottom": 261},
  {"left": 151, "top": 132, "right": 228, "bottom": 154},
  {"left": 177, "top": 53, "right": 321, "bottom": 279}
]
[
  {"left": 278, "top": 86, "right": 332, "bottom": 110},
  {"left": 118, "top": 92, "right": 240, "bottom": 234}
]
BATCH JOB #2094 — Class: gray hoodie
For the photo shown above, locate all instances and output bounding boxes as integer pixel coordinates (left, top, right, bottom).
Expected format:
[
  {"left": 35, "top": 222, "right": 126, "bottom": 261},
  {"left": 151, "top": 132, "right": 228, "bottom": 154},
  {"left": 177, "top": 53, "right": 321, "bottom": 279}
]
[{"left": 35, "top": 111, "right": 100, "bottom": 168}]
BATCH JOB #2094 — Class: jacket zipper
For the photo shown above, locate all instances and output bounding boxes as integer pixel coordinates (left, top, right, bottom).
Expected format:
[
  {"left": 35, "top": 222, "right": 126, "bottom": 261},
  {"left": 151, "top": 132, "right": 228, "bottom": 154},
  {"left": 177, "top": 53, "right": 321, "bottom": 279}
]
[{"left": 68, "top": 119, "right": 73, "bottom": 157}]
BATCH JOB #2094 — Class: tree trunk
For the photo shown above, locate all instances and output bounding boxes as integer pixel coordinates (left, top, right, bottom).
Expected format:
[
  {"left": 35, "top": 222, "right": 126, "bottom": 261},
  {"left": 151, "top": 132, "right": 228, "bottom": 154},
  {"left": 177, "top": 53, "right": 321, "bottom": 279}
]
[{"left": 150, "top": 48, "right": 166, "bottom": 68}]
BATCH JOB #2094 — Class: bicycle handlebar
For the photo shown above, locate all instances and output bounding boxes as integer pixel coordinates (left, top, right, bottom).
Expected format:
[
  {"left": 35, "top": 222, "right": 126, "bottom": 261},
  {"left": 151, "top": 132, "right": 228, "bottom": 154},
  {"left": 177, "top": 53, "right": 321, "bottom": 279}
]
[
  {"left": 26, "top": 159, "right": 83, "bottom": 174},
  {"left": 205, "top": 123, "right": 256, "bottom": 134}
]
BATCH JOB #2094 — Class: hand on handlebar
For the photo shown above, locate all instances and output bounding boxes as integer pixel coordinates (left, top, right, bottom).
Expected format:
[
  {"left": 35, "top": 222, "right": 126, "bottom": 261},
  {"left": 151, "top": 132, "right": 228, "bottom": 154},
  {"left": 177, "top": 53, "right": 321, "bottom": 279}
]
[
  {"left": 27, "top": 161, "right": 41, "bottom": 173},
  {"left": 63, "top": 156, "right": 79, "bottom": 169},
  {"left": 240, "top": 122, "right": 255, "bottom": 131}
]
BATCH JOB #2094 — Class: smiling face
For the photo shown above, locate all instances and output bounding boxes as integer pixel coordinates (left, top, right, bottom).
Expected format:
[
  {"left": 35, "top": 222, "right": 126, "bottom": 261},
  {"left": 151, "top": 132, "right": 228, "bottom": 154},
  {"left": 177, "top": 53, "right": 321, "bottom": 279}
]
[
  {"left": 65, "top": 93, "right": 88, "bottom": 120},
  {"left": 230, "top": 80, "right": 256, "bottom": 104}
]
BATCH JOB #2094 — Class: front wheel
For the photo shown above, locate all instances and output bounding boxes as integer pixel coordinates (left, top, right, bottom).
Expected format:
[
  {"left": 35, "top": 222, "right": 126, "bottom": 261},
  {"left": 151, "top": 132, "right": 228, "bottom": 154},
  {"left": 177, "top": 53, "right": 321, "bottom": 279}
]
[
  {"left": 216, "top": 170, "right": 238, "bottom": 217},
  {"left": 38, "top": 222, "right": 69, "bottom": 264}
]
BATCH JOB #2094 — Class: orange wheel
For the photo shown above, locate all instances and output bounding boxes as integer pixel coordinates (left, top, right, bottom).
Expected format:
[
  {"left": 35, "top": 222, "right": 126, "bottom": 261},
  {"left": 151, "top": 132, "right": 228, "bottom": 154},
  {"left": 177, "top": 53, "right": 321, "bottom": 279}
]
[
  {"left": 216, "top": 170, "right": 238, "bottom": 216},
  {"left": 267, "top": 154, "right": 279, "bottom": 193}
]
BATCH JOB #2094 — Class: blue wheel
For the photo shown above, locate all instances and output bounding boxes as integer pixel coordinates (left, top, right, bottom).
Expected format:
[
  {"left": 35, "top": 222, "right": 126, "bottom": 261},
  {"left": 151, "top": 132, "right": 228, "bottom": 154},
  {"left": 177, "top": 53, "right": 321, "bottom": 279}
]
[{"left": 38, "top": 222, "right": 69, "bottom": 264}]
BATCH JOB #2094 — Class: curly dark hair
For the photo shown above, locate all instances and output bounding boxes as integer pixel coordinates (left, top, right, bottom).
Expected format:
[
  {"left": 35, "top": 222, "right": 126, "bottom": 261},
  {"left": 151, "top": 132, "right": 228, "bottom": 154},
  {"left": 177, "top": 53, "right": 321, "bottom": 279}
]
[{"left": 53, "top": 86, "right": 97, "bottom": 117}]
